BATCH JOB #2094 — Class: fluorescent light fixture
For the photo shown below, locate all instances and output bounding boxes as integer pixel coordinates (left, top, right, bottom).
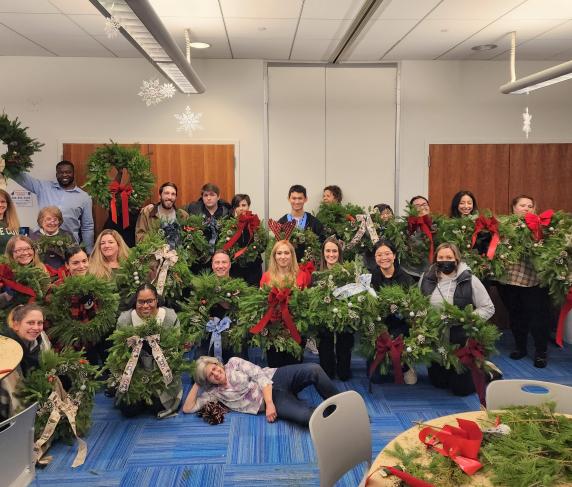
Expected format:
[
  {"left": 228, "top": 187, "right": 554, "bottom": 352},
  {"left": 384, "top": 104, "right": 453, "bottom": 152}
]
[
  {"left": 500, "top": 59, "right": 572, "bottom": 94},
  {"left": 189, "top": 42, "right": 210, "bottom": 49},
  {"left": 89, "top": 0, "right": 205, "bottom": 94}
]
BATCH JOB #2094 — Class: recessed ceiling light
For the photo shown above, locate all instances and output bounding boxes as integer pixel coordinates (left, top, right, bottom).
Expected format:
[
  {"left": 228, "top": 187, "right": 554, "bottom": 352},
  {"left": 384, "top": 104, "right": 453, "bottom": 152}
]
[
  {"left": 189, "top": 42, "right": 210, "bottom": 49},
  {"left": 471, "top": 44, "right": 498, "bottom": 51},
  {"left": 440, "top": 28, "right": 448, "bottom": 33}
]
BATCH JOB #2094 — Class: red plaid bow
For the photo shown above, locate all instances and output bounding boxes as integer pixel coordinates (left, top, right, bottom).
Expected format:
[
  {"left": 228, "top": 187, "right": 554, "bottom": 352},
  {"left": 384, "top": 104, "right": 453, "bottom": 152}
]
[
  {"left": 407, "top": 215, "right": 434, "bottom": 263},
  {"left": 471, "top": 215, "right": 500, "bottom": 259},
  {"left": 69, "top": 294, "right": 99, "bottom": 323},
  {"left": 525, "top": 209, "right": 554, "bottom": 241},
  {"left": 267, "top": 219, "right": 296, "bottom": 241},
  {"left": 249, "top": 287, "right": 301, "bottom": 343},
  {"left": 109, "top": 181, "right": 133, "bottom": 229},
  {"left": 368, "top": 331, "right": 405, "bottom": 384},
  {"left": 223, "top": 211, "right": 261, "bottom": 259}
]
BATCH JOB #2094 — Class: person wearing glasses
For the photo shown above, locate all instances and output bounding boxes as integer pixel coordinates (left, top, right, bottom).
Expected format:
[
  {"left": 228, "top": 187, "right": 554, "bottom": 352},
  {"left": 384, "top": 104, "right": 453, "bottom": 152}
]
[
  {"left": 29, "top": 206, "right": 75, "bottom": 271},
  {"left": 114, "top": 283, "right": 182, "bottom": 418}
]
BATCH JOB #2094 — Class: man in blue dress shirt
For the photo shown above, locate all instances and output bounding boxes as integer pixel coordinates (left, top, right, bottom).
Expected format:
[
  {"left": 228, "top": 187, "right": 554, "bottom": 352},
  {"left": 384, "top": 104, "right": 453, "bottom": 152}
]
[{"left": 13, "top": 160, "right": 94, "bottom": 252}]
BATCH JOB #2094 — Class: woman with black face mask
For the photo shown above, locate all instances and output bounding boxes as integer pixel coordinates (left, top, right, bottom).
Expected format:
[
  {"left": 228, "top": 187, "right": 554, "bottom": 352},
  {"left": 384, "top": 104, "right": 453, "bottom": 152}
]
[{"left": 419, "top": 243, "right": 495, "bottom": 396}]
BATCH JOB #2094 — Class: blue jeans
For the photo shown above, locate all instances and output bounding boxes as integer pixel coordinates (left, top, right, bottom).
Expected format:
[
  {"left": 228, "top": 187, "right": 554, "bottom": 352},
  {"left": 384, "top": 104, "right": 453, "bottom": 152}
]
[{"left": 271, "top": 363, "right": 339, "bottom": 426}]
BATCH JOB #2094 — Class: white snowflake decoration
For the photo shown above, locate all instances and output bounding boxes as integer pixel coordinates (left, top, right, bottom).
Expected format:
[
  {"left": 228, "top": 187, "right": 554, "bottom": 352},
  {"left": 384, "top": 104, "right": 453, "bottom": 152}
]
[
  {"left": 104, "top": 15, "right": 121, "bottom": 38},
  {"left": 160, "top": 83, "right": 176, "bottom": 99},
  {"left": 522, "top": 106, "right": 532, "bottom": 138},
  {"left": 174, "top": 106, "right": 203, "bottom": 134},
  {"left": 138, "top": 79, "right": 164, "bottom": 106}
]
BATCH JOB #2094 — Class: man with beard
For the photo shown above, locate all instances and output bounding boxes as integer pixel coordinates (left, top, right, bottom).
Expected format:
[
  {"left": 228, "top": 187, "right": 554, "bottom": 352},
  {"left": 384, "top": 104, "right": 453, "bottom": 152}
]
[
  {"left": 13, "top": 160, "right": 94, "bottom": 252},
  {"left": 135, "top": 182, "right": 188, "bottom": 244}
]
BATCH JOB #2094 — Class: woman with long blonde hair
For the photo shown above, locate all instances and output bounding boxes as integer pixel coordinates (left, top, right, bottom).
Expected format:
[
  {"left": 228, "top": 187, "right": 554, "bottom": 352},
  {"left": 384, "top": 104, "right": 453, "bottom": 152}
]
[
  {"left": 5, "top": 235, "right": 48, "bottom": 273},
  {"left": 0, "top": 189, "right": 20, "bottom": 254},
  {"left": 260, "top": 240, "right": 310, "bottom": 289},
  {"left": 88, "top": 229, "right": 129, "bottom": 280}
]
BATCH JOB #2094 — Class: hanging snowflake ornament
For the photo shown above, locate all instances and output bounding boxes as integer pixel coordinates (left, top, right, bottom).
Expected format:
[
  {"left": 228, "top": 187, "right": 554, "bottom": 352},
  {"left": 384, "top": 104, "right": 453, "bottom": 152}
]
[
  {"left": 522, "top": 106, "right": 532, "bottom": 138},
  {"left": 138, "top": 79, "right": 164, "bottom": 106},
  {"left": 160, "top": 83, "right": 176, "bottom": 99},
  {"left": 175, "top": 106, "right": 203, "bottom": 135},
  {"left": 104, "top": 15, "right": 121, "bottom": 38}
]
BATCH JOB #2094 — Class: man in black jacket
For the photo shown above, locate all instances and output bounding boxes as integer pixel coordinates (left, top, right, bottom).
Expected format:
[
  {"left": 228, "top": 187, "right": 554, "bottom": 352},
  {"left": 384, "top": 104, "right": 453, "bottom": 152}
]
[{"left": 187, "top": 183, "right": 231, "bottom": 220}]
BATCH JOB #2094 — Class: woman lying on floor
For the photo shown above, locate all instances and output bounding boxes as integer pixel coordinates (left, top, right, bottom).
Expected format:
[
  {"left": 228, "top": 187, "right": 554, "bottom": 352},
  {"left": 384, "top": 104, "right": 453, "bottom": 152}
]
[{"left": 182, "top": 356, "right": 339, "bottom": 426}]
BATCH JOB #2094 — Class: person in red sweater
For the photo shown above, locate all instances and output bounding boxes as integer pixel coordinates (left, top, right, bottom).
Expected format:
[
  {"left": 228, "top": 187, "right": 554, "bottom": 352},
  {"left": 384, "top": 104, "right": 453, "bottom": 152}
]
[{"left": 260, "top": 240, "right": 311, "bottom": 290}]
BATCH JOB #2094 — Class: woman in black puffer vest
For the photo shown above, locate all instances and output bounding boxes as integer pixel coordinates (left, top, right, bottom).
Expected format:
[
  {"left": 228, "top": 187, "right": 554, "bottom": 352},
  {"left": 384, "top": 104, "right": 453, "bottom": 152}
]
[{"left": 419, "top": 242, "right": 495, "bottom": 396}]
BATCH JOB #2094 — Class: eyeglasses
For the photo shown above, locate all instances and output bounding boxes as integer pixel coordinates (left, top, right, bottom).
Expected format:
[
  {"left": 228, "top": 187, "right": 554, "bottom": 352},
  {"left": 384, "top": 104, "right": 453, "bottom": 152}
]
[
  {"left": 136, "top": 298, "right": 157, "bottom": 306},
  {"left": 413, "top": 202, "right": 429, "bottom": 208},
  {"left": 13, "top": 247, "right": 33, "bottom": 255},
  {"left": 43, "top": 217, "right": 60, "bottom": 223}
]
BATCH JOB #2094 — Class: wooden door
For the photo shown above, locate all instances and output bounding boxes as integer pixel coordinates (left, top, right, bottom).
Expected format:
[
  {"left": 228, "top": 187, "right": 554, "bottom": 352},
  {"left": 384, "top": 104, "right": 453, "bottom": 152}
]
[
  {"left": 428, "top": 144, "right": 510, "bottom": 216},
  {"left": 63, "top": 143, "right": 235, "bottom": 235}
]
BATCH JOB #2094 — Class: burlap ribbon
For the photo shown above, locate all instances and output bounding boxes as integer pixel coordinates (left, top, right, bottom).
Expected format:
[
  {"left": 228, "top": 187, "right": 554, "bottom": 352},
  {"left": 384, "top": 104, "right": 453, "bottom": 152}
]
[
  {"left": 223, "top": 211, "right": 261, "bottom": 259},
  {"left": 118, "top": 334, "right": 173, "bottom": 394},
  {"left": 0, "top": 263, "right": 37, "bottom": 301},
  {"left": 206, "top": 316, "right": 231, "bottom": 361},
  {"left": 249, "top": 287, "right": 301, "bottom": 343},
  {"left": 368, "top": 331, "right": 404, "bottom": 384},
  {"left": 153, "top": 245, "right": 178, "bottom": 295},
  {"left": 109, "top": 181, "right": 132, "bottom": 229},
  {"left": 346, "top": 213, "right": 380, "bottom": 250},
  {"left": 407, "top": 215, "right": 434, "bottom": 263},
  {"left": 419, "top": 418, "right": 483, "bottom": 475},
  {"left": 333, "top": 273, "right": 377, "bottom": 299},
  {"left": 454, "top": 339, "right": 487, "bottom": 406},
  {"left": 525, "top": 209, "right": 554, "bottom": 241},
  {"left": 34, "top": 376, "right": 87, "bottom": 468},
  {"left": 471, "top": 215, "right": 500, "bottom": 259},
  {"left": 556, "top": 286, "right": 572, "bottom": 347},
  {"left": 267, "top": 219, "right": 296, "bottom": 241}
]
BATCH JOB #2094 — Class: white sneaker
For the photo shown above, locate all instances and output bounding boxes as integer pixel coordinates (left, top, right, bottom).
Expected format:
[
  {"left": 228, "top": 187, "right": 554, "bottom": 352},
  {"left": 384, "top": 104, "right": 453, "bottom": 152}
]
[
  {"left": 403, "top": 367, "right": 417, "bottom": 385},
  {"left": 305, "top": 338, "right": 319, "bottom": 355}
]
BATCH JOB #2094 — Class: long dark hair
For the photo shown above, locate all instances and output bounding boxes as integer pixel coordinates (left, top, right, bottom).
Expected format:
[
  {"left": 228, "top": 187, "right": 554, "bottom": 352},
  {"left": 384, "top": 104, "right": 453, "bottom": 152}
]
[{"left": 450, "top": 191, "right": 478, "bottom": 218}]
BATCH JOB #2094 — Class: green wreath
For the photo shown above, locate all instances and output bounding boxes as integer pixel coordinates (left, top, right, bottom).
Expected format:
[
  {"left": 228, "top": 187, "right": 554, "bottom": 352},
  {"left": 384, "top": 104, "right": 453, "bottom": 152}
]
[
  {"left": 105, "top": 318, "right": 191, "bottom": 406},
  {"left": 115, "top": 231, "right": 192, "bottom": 306},
  {"left": 359, "top": 286, "right": 439, "bottom": 375},
  {"left": 315, "top": 201, "right": 364, "bottom": 238},
  {"left": 18, "top": 348, "right": 100, "bottom": 442},
  {"left": 216, "top": 216, "right": 269, "bottom": 266},
  {"left": 178, "top": 272, "right": 252, "bottom": 352},
  {"left": 305, "top": 262, "right": 379, "bottom": 335},
  {"left": 33, "top": 233, "right": 76, "bottom": 264},
  {"left": 179, "top": 214, "right": 212, "bottom": 266},
  {"left": 0, "top": 113, "right": 43, "bottom": 179},
  {"left": 266, "top": 228, "right": 321, "bottom": 265},
  {"left": 46, "top": 275, "right": 119, "bottom": 347},
  {"left": 231, "top": 285, "right": 310, "bottom": 359},
  {"left": 83, "top": 141, "right": 155, "bottom": 209}
]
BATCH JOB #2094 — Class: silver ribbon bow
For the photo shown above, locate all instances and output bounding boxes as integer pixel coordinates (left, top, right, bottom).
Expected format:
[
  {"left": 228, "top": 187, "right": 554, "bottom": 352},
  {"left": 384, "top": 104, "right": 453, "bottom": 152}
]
[
  {"left": 346, "top": 213, "right": 380, "bottom": 250},
  {"left": 333, "top": 273, "right": 377, "bottom": 299},
  {"left": 153, "top": 245, "right": 178, "bottom": 295},
  {"left": 118, "top": 334, "right": 173, "bottom": 394},
  {"left": 206, "top": 316, "right": 232, "bottom": 361}
]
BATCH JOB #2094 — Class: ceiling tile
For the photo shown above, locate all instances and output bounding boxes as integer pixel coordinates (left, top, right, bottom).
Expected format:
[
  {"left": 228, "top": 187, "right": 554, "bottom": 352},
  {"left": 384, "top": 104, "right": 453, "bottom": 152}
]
[
  {"left": 536, "top": 20, "right": 572, "bottom": 40},
  {"left": 0, "top": 23, "right": 53, "bottom": 55},
  {"left": 42, "top": 35, "right": 114, "bottom": 56},
  {"left": 512, "top": 38, "right": 572, "bottom": 59},
  {"left": 225, "top": 18, "right": 298, "bottom": 39},
  {"left": 0, "top": 12, "right": 86, "bottom": 37},
  {"left": 505, "top": 0, "right": 572, "bottom": 20},
  {"left": 295, "top": 19, "right": 352, "bottom": 39},
  {"left": 376, "top": 0, "right": 441, "bottom": 20},
  {"left": 0, "top": 0, "right": 58, "bottom": 14},
  {"left": 290, "top": 38, "right": 339, "bottom": 61},
  {"left": 68, "top": 13, "right": 108, "bottom": 35},
  {"left": 148, "top": 0, "right": 222, "bottom": 18},
  {"left": 230, "top": 36, "right": 292, "bottom": 59},
  {"left": 301, "top": 0, "right": 363, "bottom": 20},
  {"left": 220, "top": 0, "right": 303, "bottom": 19},
  {"left": 427, "top": 0, "right": 527, "bottom": 20},
  {"left": 92, "top": 34, "right": 142, "bottom": 57},
  {"left": 48, "top": 0, "right": 100, "bottom": 14}
]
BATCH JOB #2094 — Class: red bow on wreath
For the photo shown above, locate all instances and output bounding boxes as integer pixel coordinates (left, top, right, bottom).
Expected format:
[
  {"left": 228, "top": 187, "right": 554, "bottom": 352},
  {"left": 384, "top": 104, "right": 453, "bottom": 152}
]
[
  {"left": 471, "top": 215, "right": 500, "bottom": 260},
  {"left": 368, "top": 331, "right": 404, "bottom": 384},
  {"left": 249, "top": 287, "right": 301, "bottom": 343},
  {"left": 455, "top": 338, "right": 487, "bottom": 406},
  {"left": 407, "top": 215, "right": 434, "bottom": 263},
  {"left": 525, "top": 209, "right": 554, "bottom": 241},
  {"left": 223, "top": 211, "right": 261, "bottom": 259},
  {"left": 267, "top": 219, "right": 296, "bottom": 241},
  {"left": 556, "top": 287, "right": 572, "bottom": 347},
  {"left": 0, "top": 264, "right": 36, "bottom": 301},
  {"left": 109, "top": 181, "right": 133, "bottom": 229},
  {"left": 70, "top": 294, "right": 98, "bottom": 323}
]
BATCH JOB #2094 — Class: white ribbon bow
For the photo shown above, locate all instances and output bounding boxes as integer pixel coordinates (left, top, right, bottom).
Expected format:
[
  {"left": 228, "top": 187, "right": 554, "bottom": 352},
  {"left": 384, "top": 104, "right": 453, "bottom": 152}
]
[
  {"left": 332, "top": 273, "right": 377, "bottom": 299},
  {"left": 153, "top": 245, "right": 178, "bottom": 295}
]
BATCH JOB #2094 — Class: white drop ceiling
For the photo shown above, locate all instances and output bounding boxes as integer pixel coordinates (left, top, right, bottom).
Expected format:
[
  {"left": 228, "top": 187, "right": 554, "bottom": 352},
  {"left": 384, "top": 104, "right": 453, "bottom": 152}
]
[{"left": 1, "top": 0, "right": 571, "bottom": 62}]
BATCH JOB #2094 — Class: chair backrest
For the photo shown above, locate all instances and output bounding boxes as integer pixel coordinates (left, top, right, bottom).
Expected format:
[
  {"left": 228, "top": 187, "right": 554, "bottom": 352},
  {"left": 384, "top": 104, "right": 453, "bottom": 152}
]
[
  {"left": 0, "top": 402, "right": 38, "bottom": 487},
  {"left": 486, "top": 379, "right": 572, "bottom": 414},
  {"left": 309, "top": 391, "right": 371, "bottom": 487}
]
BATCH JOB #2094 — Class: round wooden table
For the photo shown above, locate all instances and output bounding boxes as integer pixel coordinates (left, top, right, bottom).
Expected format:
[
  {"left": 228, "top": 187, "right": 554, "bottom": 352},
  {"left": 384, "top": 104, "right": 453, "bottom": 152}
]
[
  {"left": 366, "top": 410, "right": 494, "bottom": 487},
  {"left": 0, "top": 335, "right": 23, "bottom": 380}
]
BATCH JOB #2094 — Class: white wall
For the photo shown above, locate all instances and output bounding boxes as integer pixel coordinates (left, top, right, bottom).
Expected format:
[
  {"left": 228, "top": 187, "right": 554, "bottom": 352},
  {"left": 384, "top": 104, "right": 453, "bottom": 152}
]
[
  {"left": 398, "top": 60, "right": 572, "bottom": 214},
  {"left": 0, "top": 57, "right": 265, "bottom": 227}
]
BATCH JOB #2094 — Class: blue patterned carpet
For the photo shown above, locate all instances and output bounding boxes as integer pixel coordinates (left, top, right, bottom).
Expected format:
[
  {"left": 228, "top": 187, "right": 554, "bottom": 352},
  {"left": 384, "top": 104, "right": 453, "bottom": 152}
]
[{"left": 33, "top": 333, "right": 572, "bottom": 487}]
